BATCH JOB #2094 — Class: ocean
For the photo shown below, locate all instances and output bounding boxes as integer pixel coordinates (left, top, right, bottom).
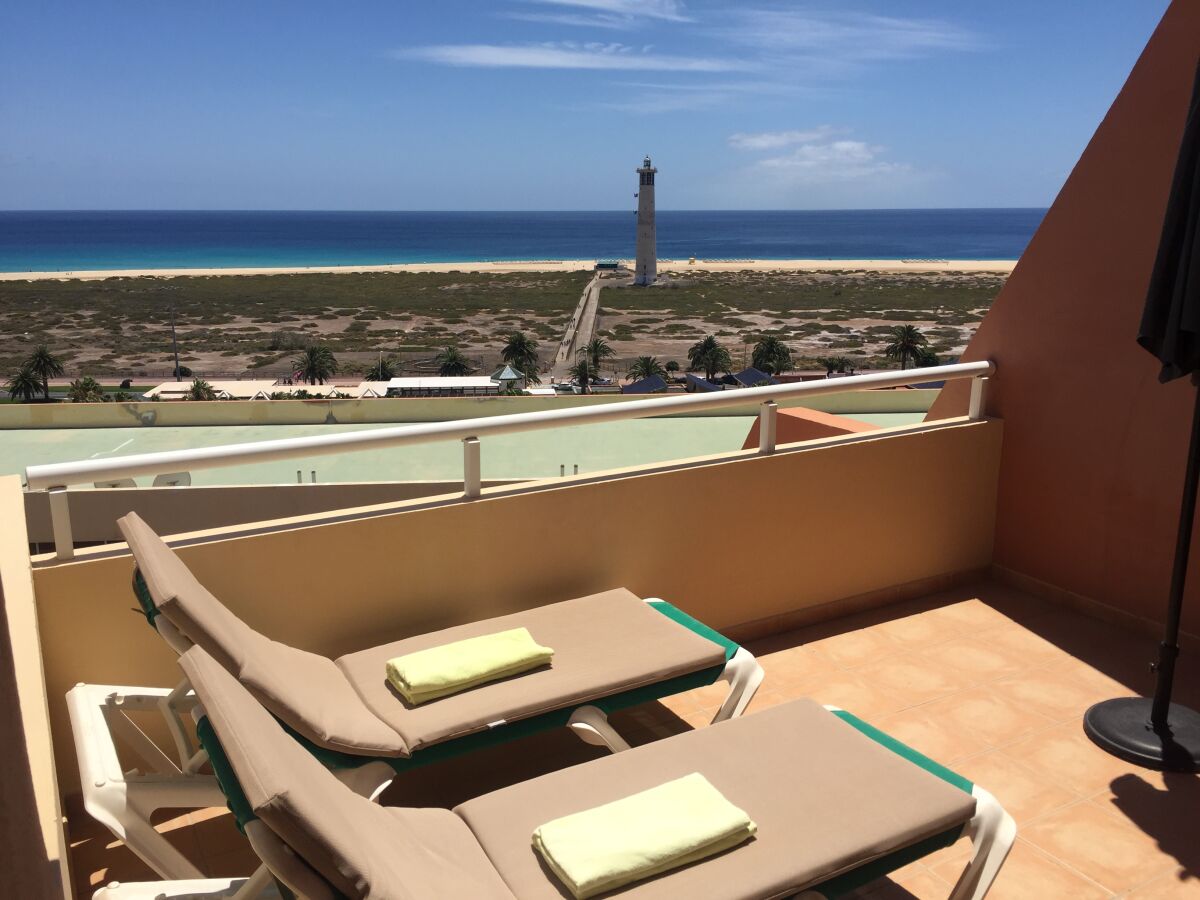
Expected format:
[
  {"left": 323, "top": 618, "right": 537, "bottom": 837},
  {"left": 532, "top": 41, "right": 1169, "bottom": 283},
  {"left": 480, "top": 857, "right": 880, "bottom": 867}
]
[{"left": 0, "top": 209, "right": 1045, "bottom": 273}]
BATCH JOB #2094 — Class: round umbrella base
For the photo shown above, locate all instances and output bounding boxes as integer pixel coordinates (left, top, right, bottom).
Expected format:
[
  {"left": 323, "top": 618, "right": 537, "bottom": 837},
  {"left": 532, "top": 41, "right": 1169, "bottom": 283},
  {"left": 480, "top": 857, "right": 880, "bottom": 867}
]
[{"left": 1084, "top": 697, "right": 1200, "bottom": 772}]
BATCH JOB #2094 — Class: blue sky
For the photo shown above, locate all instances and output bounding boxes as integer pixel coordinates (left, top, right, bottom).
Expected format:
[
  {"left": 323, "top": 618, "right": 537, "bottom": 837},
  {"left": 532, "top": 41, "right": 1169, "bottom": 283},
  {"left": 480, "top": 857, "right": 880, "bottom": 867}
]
[{"left": 0, "top": 1, "right": 1170, "bottom": 210}]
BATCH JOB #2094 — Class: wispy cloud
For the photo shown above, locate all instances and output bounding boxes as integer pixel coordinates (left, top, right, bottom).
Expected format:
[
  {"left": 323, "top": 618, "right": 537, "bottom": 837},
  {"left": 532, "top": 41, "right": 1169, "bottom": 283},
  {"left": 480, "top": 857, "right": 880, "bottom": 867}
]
[
  {"left": 397, "top": 42, "right": 742, "bottom": 72},
  {"left": 728, "top": 126, "right": 840, "bottom": 151},
  {"left": 522, "top": 0, "right": 691, "bottom": 23},
  {"left": 725, "top": 9, "right": 977, "bottom": 61},
  {"left": 732, "top": 128, "right": 910, "bottom": 184},
  {"left": 504, "top": 12, "right": 640, "bottom": 30}
]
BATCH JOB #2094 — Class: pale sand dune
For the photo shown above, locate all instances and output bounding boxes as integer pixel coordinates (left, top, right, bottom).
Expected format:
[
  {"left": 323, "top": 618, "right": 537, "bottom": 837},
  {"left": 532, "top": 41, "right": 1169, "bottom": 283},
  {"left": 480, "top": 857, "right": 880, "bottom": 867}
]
[{"left": 0, "top": 257, "right": 1017, "bottom": 282}]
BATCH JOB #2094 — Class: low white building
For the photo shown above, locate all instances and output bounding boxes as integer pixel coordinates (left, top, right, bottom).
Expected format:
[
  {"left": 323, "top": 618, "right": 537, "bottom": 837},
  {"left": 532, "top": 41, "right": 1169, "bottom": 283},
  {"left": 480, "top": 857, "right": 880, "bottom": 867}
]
[{"left": 143, "top": 380, "right": 280, "bottom": 400}]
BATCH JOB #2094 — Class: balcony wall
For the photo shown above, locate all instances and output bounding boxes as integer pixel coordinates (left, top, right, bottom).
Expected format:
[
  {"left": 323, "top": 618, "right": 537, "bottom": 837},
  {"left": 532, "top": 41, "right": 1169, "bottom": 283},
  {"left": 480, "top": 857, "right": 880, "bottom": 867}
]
[
  {"left": 28, "top": 417, "right": 1001, "bottom": 794},
  {"left": 930, "top": 0, "right": 1200, "bottom": 636}
]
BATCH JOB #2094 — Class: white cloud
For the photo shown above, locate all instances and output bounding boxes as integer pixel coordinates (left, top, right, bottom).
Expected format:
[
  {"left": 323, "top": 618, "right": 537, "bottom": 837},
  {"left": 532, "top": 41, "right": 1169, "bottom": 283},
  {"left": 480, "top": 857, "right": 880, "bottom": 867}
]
[
  {"left": 726, "top": 9, "right": 976, "bottom": 61},
  {"left": 523, "top": 0, "right": 691, "bottom": 23},
  {"left": 728, "top": 126, "right": 840, "bottom": 151},
  {"left": 504, "top": 12, "right": 638, "bottom": 29},
  {"left": 759, "top": 140, "right": 908, "bottom": 183},
  {"left": 398, "top": 42, "right": 742, "bottom": 72},
  {"left": 730, "top": 128, "right": 910, "bottom": 184}
]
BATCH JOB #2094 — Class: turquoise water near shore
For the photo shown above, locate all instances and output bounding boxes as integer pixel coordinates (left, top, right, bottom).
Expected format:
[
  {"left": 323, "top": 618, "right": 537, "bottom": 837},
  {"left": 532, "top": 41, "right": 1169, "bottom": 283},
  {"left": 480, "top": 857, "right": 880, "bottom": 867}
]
[{"left": 0, "top": 209, "right": 1044, "bottom": 272}]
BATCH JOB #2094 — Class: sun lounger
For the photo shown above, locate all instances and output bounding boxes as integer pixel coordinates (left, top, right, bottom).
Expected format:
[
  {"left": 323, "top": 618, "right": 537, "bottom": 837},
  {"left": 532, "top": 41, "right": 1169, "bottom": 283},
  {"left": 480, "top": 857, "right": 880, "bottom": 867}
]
[
  {"left": 170, "top": 644, "right": 1014, "bottom": 900},
  {"left": 73, "top": 512, "right": 763, "bottom": 879}
]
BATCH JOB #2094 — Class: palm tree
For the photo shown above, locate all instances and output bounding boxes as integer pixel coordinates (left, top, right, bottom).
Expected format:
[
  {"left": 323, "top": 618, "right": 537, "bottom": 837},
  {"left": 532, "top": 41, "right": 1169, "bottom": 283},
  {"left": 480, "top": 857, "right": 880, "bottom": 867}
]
[
  {"left": 187, "top": 378, "right": 218, "bottom": 401},
  {"left": 570, "top": 358, "right": 600, "bottom": 386},
  {"left": 751, "top": 336, "right": 793, "bottom": 375},
  {"left": 626, "top": 356, "right": 667, "bottom": 381},
  {"left": 26, "top": 345, "right": 64, "bottom": 401},
  {"left": 884, "top": 325, "right": 928, "bottom": 370},
  {"left": 501, "top": 332, "right": 541, "bottom": 384},
  {"left": 664, "top": 360, "right": 680, "bottom": 374},
  {"left": 817, "top": 355, "right": 857, "bottom": 375},
  {"left": 585, "top": 337, "right": 614, "bottom": 372},
  {"left": 915, "top": 347, "right": 940, "bottom": 368},
  {"left": 67, "top": 377, "right": 105, "bottom": 403},
  {"left": 435, "top": 346, "right": 471, "bottom": 377},
  {"left": 293, "top": 345, "right": 338, "bottom": 384},
  {"left": 6, "top": 366, "right": 42, "bottom": 403},
  {"left": 365, "top": 355, "right": 397, "bottom": 381},
  {"left": 687, "top": 335, "right": 733, "bottom": 381}
]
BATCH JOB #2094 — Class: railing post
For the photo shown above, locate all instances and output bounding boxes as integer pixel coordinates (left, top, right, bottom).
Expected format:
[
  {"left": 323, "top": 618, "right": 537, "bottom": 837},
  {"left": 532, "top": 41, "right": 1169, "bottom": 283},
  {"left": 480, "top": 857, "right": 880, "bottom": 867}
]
[
  {"left": 968, "top": 376, "right": 990, "bottom": 421},
  {"left": 463, "top": 437, "right": 481, "bottom": 499},
  {"left": 759, "top": 401, "right": 778, "bottom": 455},
  {"left": 48, "top": 486, "right": 75, "bottom": 560}
]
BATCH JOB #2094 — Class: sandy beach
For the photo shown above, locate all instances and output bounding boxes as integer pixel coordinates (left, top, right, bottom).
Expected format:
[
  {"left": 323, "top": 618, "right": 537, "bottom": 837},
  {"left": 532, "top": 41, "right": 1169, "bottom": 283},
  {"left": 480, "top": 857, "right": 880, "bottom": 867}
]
[{"left": 0, "top": 257, "right": 1017, "bottom": 281}]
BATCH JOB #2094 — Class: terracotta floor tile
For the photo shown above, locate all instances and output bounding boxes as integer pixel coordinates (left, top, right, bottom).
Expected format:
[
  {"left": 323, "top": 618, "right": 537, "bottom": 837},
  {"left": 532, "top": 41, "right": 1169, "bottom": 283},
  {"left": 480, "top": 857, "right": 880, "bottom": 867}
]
[
  {"left": 951, "top": 751, "right": 1080, "bottom": 825},
  {"left": 924, "top": 598, "right": 1023, "bottom": 635},
  {"left": 806, "top": 626, "right": 904, "bottom": 669},
  {"left": 915, "top": 688, "right": 1057, "bottom": 749},
  {"left": 1089, "top": 770, "right": 1200, "bottom": 883},
  {"left": 916, "top": 635, "right": 1035, "bottom": 685},
  {"left": 999, "top": 719, "right": 1147, "bottom": 797},
  {"left": 758, "top": 650, "right": 842, "bottom": 694},
  {"left": 1127, "top": 869, "right": 1200, "bottom": 898},
  {"left": 930, "top": 838, "right": 1110, "bottom": 900},
  {"left": 794, "top": 670, "right": 911, "bottom": 719},
  {"left": 871, "top": 609, "right": 961, "bottom": 651},
  {"left": 981, "top": 621, "right": 1080, "bottom": 668},
  {"left": 990, "top": 669, "right": 1114, "bottom": 722},
  {"left": 873, "top": 705, "right": 992, "bottom": 764},
  {"left": 852, "top": 652, "right": 974, "bottom": 707},
  {"left": 1021, "top": 800, "right": 1179, "bottom": 893},
  {"left": 854, "top": 868, "right": 951, "bottom": 899}
]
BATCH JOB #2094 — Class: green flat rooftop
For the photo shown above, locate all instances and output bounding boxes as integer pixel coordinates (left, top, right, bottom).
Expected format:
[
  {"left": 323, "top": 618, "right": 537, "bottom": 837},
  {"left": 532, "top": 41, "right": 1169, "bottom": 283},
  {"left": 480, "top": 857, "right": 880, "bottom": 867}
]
[{"left": 0, "top": 412, "right": 923, "bottom": 488}]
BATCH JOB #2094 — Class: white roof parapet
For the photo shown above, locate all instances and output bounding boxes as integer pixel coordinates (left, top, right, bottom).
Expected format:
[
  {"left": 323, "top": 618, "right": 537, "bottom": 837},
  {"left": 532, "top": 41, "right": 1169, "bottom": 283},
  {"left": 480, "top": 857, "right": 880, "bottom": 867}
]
[
  {"left": 144, "top": 380, "right": 280, "bottom": 399},
  {"left": 386, "top": 376, "right": 499, "bottom": 389}
]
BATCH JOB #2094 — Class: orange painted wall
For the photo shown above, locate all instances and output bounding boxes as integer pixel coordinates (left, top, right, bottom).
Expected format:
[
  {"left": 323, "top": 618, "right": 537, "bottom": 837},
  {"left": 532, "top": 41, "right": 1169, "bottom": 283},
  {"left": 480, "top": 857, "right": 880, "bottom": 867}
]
[
  {"left": 929, "top": 0, "right": 1200, "bottom": 633},
  {"left": 742, "top": 407, "right": 878, "bottom": 450}
]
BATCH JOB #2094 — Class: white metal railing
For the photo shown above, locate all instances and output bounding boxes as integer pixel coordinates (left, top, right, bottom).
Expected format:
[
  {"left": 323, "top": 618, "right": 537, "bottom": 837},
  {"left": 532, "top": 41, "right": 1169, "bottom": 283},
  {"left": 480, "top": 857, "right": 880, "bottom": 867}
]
[{"left": 26, "top": 360, "right": 993, "bottom": 559}]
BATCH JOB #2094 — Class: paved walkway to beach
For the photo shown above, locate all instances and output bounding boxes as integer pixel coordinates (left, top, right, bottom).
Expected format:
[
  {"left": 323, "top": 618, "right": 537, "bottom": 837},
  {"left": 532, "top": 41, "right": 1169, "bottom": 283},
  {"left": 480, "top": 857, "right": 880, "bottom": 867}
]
[{"left": 552, "top": 274, "right": 603, "bottom": 378}]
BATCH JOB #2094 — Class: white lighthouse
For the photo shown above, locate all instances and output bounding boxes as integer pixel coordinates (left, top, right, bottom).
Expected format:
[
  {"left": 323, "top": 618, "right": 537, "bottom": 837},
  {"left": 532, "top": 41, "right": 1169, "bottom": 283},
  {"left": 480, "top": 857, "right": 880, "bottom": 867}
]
[{"left": 634, "top": 155, "right": 657, "bottom": 286}]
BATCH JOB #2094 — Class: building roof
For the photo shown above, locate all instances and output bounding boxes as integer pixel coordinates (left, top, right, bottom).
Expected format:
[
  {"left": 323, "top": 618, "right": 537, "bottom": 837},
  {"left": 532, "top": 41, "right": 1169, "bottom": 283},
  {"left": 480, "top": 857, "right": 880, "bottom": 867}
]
[
  {"left": 685, "top": 374, "right": 725, "bottom": 392},
  {"left": 622, "top": 375, "right": 668, "bottom": 394},
  {"left": 144, "top": 380, "right": 279, "bottom": 400},
  {"left": 386, "top": 376, "right": 498, "bottom": 389},
  {"left": 491, "top": 365, "right": 525, "bottom": 382},
  {"left": 728, "top": 367, "right": 778, "bottom": 388}
]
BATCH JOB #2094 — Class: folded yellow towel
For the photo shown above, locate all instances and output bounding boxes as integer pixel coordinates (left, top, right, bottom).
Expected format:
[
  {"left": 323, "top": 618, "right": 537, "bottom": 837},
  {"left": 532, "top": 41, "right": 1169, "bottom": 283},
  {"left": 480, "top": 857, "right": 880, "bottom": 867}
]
[
  {"left": 532, "top": 773, "right": 756, "bottom": 900},
  {"left": 385, "top": 627, "right": 554, "bottom": 705}
]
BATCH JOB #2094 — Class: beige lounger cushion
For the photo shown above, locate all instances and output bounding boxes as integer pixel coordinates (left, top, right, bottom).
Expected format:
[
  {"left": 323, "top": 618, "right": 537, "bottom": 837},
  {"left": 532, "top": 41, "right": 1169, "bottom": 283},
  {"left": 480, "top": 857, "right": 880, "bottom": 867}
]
[
  {"left": 456, "top": 698, "right": 976, "bottom": 899},
  {"left": 181, "top": 646, "right": 518, "bottom": 900},
  {"left": 335, "top": 589, "right": 727, "bottom": 752},
  {"left": 118, "top": 513, "right": 408, "bottom": 758}
]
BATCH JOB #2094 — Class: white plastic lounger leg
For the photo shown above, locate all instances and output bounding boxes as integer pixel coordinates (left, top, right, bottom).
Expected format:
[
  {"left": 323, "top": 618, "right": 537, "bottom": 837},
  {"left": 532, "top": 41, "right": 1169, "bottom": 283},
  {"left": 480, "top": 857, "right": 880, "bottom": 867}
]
[
  {"left": 947, "top": 786, "right": 1017, "bottom": 900},
  {"left": 710, "top": 646, "right": 765, "bottom": 723},
  {"left": 91, "top": 877, "right": 279, "bottom": 900},
  {"left": 567, "top": 705, "right": 632, "bottom": 752},
  {"left": 333, "top": 759, "right": 395, "bottom": 803},
  {"left": 68, "top": 684, "right": 227, "bottom": 880}
]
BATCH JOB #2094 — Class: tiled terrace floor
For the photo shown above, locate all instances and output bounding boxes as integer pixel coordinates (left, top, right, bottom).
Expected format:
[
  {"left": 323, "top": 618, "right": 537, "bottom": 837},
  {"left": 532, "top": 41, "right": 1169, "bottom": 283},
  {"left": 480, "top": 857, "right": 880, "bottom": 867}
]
[{"left": 67, "top": 581, "right": 1200, "bottom": 898}]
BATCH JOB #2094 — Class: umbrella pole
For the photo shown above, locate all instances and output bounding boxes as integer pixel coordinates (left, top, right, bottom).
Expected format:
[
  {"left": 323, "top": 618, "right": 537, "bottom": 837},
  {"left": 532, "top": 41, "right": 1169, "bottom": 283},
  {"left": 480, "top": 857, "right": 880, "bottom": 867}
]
[
  {"left": 1151, "top": 379, "right": 1200, "bottom": 726},
  {"left": 1083, "top": 381, "right": 1200, "bottom": 772}
]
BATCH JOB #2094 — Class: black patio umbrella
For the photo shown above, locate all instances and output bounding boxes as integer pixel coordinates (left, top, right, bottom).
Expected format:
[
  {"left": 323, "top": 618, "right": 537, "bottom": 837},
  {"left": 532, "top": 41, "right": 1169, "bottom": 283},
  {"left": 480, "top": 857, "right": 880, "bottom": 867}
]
[{"left": 1084, "top": 60, "right": 1200, "bottom": 772}]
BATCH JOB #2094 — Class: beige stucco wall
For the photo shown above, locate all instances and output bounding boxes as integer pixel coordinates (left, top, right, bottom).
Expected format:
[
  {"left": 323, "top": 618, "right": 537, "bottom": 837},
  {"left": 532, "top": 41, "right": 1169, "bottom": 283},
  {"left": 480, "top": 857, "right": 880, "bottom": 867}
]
[
  {"left": 0, "top": 477, "right": 69, "bottom": 898},
  {"left": 32, "top": 418, "right": 1001, "bottom": 794},
  {"left": 0, "top": 388, "right": 938, "bottom": 430}
]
